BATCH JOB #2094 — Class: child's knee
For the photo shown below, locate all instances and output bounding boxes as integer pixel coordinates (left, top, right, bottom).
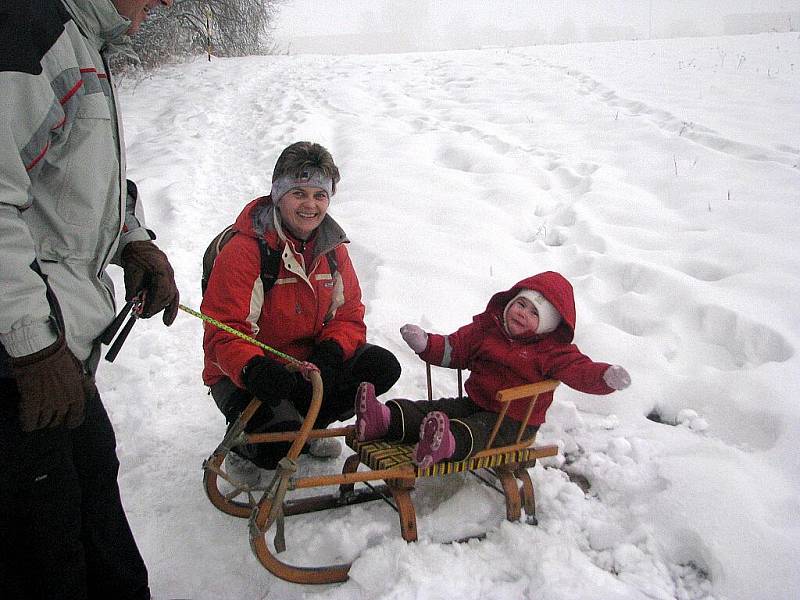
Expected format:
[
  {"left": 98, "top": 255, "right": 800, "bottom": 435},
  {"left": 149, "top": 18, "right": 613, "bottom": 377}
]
[{"left": 449, "top": 418, "right": 475, "bottom": 461}]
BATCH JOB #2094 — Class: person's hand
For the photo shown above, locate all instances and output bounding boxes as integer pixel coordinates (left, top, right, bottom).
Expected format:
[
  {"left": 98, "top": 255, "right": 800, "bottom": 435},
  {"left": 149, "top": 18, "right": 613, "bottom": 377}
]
[
  {"left": 308, "top": 340, "right": 344, "bottom": 387},
  {"left": 11, "top": 336, "right": 96, "bottom": 431},
  {"left": 121, "top": 240, "right": 180, "bottom": 325},
  {"left": 603, "top": 365, "right": 631, "bottom": 390},
  {"left": 296, "top": 361, "right": 320, "bottom": 382},
  {"left": 241, "top": 355, "right": 296, "bottom": 406},
  {"left": 400, "top": 324, "right": 428, "bottom": 354}
]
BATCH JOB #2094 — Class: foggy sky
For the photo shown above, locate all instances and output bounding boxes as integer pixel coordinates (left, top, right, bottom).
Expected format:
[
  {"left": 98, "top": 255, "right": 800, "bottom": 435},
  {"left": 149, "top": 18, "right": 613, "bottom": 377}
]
[{"left": 273, "top": 0, "right": 800, "bottom": 53}]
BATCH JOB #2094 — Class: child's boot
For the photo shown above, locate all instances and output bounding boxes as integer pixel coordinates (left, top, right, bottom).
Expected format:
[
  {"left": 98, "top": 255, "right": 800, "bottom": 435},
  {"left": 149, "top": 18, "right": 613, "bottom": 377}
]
[
  {"left": 355, "top": 382, "right": 390, "bottom": 442},
  {"left": 413, "top": 411, "right": 456, "bottom": 468}
]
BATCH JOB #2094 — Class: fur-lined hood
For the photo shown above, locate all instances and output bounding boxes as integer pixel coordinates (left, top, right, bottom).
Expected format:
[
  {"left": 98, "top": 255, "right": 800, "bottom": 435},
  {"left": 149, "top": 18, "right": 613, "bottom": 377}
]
[{"left": 483, "top": 271, "right": 576, "bottom": 344}]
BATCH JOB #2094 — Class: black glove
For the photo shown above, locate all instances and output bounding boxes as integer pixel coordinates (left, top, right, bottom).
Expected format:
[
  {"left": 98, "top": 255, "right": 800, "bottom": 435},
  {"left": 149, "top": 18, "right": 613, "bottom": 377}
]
[
  {"left": 308, "top": 339, "right": 344, "bottom": 388},
  {"left": 241, "top": 355, "right": 296, "bottom": 407},
  {"left": 11, "top": 336, "right": 96, "bottom": 431},
  {"left": 121, "top": 240, "right": 180, "bottom": 325}
]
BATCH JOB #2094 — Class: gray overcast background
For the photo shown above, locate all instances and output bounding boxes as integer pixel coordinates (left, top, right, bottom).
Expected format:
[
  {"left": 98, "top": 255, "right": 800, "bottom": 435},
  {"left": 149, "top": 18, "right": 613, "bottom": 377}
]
[{"left": 273, "top": 0, "right": 800, "bottom": 53}]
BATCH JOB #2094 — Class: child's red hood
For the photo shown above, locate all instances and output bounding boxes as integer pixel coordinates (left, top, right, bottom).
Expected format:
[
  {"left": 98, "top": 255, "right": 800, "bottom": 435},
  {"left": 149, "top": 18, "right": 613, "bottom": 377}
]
[{"left": 484, "top": 271, "right": 576, "bottom": 343}]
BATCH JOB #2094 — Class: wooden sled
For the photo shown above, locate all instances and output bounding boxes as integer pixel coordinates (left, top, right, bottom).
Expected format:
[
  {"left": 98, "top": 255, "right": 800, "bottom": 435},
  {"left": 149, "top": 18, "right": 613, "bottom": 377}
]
[{"left": 202, "top": 363, "right": 559, "bottom": 585}]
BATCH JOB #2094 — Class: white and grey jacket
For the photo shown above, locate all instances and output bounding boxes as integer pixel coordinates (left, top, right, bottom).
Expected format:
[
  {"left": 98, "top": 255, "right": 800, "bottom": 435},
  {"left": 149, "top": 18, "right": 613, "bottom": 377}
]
[{"left": 0, "top": 0, "right": 153, "bottom": 373}]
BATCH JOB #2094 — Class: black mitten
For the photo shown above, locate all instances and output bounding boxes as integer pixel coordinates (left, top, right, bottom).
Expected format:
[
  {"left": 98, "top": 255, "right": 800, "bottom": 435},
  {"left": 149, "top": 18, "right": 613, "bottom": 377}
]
[
  {"left": 308, "top": 340, "right": 344, "bottom": 389},
  {"left": 241, "top": 356, "right": 296, "bottom": 407}
]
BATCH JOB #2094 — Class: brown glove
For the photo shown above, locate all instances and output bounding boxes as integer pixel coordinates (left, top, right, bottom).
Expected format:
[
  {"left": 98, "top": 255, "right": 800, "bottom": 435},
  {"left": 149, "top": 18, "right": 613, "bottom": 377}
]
[
  {"left": 10, "top": 336, "right": 96, "bottom": 432},
  {"left": 121, "top": 240, "right": 180, "bottom": 325}
]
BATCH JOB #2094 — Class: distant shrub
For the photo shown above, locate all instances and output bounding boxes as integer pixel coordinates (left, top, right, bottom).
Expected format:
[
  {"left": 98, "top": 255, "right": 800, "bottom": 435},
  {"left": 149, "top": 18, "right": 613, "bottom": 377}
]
[{"left": 129, "top": 0, "right": 282, "bottom": 69}]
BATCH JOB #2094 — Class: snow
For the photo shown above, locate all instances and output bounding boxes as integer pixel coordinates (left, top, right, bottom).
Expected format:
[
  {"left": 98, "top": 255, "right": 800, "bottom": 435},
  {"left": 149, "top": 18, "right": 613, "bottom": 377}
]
[{"left": 106, "top": 32, "right": 800, "bottom": 599}]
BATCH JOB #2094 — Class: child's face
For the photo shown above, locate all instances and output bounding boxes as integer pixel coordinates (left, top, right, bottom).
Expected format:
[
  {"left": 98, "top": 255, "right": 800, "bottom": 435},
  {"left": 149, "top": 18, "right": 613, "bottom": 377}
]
[{"left": 505, "top": 297, "right": 540, "bottom": 338}]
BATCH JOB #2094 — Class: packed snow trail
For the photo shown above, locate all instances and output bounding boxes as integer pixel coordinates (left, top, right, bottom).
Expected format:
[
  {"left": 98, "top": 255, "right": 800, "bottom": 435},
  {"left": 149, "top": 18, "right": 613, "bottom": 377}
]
[{"left": 105, "top": 33, "right": 800, "bottom": 599}]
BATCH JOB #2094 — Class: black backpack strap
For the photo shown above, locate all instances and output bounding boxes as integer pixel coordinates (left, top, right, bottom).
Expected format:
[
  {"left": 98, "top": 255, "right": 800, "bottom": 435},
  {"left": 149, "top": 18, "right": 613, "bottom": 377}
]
[
  {"left": 325, "top": 248, "right": 338, "bottom": 277},
  {"left": 201, "top": 225, "right": 236, "bottom": 295},
  {"left": 257, "top": 237, "right": 282, "bottom": 294}
]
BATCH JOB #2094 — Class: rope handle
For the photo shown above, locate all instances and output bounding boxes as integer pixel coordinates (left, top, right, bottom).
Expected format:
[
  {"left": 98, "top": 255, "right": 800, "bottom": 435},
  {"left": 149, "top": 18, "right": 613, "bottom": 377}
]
[{"left": 178, "top": 304, "right": 302, "bottom": 366}]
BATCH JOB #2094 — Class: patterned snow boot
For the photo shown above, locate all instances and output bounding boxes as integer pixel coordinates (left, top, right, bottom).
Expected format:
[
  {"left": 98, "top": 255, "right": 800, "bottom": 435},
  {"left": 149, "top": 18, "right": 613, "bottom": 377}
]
[
  {"left": 413, "top": 411, "right": 456, "bottom": 468},
  {"left": 355, "top": 381, "right": 390, "bottom": 442}
]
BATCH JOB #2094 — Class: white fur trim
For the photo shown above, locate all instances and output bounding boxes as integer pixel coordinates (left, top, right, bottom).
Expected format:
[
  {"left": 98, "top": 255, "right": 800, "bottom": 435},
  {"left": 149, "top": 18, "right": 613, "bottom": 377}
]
[{"left": 508, "top": 290, "right": 561, "bottom": 334}]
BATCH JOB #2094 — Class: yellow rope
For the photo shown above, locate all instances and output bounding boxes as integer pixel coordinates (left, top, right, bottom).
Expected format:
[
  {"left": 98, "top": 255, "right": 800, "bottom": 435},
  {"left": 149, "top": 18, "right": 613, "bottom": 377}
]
[{"left": 178, "top": 304, "right": 300, "bottom": 366}]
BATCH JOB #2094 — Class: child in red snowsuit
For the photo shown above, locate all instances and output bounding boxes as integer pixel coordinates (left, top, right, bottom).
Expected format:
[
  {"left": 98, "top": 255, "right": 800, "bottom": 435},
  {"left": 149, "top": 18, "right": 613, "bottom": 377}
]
[{"left": 355, "top": 271, "right": 631, "bottom": 468}]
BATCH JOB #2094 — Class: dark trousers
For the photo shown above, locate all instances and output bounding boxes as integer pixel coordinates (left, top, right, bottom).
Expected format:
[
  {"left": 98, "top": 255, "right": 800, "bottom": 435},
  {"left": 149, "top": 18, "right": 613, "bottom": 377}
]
[
  {"left": 0, "top": 378, "right": 150, "bottom": 600},
  {"left": 387, "top": 396, "right": 539, "bottom": 462},
  {"left": 212, "top": 343, "right": 401, "bottom": 469}
]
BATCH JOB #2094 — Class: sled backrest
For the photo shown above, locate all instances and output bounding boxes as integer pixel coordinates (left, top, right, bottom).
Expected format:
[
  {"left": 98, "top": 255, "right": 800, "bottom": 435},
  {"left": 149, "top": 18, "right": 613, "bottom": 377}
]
[
  {"left": 424, "top": 362, "right": 559, "bottom": 450},
  {"left": 487, "top": 378, "right": 560, "bottom": 449}
]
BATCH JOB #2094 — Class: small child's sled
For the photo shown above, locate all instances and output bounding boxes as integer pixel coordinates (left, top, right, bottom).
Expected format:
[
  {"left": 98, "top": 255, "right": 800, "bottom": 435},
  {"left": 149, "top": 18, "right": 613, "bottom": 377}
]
[{"left": 202, "top": 363, "right": 559, "bottom": 585}]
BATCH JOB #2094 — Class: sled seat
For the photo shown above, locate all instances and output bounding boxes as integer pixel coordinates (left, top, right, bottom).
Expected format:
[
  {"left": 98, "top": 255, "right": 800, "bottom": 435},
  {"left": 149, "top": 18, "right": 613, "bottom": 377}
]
[
  {"left": 349, "top": 437, "right": 558, "bottom": 478},
  {"left": 340, "top": 366, "right": 560, "bottom": 542}
]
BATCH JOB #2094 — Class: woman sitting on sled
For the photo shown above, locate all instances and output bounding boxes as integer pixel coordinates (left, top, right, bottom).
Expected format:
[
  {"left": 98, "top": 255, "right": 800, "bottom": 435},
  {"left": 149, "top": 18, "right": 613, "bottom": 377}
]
[
  {"left": 356, "top": 271, "right": 631, "bottom": 467},
  {"left": 201, "top": 142, "right": 401, "bottom": 479}
]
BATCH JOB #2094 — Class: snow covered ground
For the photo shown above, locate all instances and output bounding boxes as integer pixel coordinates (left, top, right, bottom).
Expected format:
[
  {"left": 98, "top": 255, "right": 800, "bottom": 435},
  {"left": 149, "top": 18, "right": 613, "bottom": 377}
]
[{"left": 106, "top": 32, "right": 800, "bottom": 599}]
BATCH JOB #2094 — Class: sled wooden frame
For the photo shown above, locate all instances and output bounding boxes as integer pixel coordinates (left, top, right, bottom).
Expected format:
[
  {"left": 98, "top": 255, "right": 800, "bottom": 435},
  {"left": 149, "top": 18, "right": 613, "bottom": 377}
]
[{"left": 202, "top": 363, "right": 559, "bottom": 585}]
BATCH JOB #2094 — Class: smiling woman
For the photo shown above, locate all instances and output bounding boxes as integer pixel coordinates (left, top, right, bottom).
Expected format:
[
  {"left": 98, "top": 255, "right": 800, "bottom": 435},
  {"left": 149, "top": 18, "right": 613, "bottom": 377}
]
[
  {"left": 277, "top": 188, "right": 331, "bottom": 240},
  {"left": 200, "top": 141, "right": 401, "bottom": 475}
]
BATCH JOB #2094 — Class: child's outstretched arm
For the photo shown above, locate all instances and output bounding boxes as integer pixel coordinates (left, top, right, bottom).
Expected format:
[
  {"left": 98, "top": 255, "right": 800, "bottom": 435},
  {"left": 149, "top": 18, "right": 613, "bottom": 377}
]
[
  {"left": 401, "top": 321, "right": 484, "bottom": 369},
  {"left": 547, "top": 345, "right": 631, "bottom": 394}
]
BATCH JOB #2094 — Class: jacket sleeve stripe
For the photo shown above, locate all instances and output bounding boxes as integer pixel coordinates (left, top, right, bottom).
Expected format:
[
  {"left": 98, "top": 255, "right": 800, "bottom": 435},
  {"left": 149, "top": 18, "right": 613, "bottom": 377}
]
[
  {"left": 441, "top": 336, "right": 453, "bottom": 368},
  {"left": 59, "top": 77, "right": 83, "bottom": 105},
  {"left": 23, "top": 65, "right": 110, "bottom": 173},
  {"left": 50, "top": 66, "right": 80, "bottom": 100},
  {"left": 247, "top": 277, "right": 264, "bottom": 337},
  {"left": 22, "top": 96, "right": 63, "bottom": 172},
  {"left": 24, "top": 141, "right": 51, "bottom": 172}
]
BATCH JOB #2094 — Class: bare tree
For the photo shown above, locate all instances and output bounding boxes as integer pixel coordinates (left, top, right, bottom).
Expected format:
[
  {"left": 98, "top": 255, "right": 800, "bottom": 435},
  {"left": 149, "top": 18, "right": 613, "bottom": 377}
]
[{"left": 130, "top": 0, "right": 282, "bottom": 68}]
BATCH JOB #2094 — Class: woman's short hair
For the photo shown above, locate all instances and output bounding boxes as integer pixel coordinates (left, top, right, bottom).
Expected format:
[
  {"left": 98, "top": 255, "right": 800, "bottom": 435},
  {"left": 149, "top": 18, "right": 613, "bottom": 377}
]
[{"left": 272, "top": 142, "right": 341, "bottom": 195}]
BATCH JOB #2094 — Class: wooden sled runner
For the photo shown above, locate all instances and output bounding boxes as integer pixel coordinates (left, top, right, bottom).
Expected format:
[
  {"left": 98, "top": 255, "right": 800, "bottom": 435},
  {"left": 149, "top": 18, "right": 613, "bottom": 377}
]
[{"left": 202, "top": 363, "right": 560, "bottom": 585}]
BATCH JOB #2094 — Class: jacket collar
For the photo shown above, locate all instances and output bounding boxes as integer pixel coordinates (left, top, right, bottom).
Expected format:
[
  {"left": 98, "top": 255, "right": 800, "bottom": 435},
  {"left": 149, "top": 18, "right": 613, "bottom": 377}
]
[
  {"left": 62, "top": 0, "right": 132, "bottom": 51},
  {"left": 242, "top": 196, "right": 349, "bottom": 259},
  {"left": 270, "top": 203, "right": 349, "bottom": 259}
]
